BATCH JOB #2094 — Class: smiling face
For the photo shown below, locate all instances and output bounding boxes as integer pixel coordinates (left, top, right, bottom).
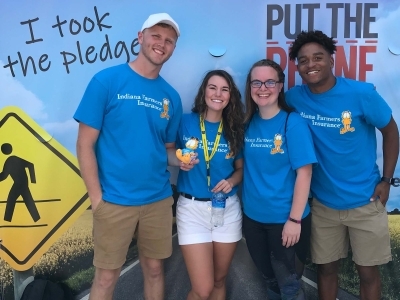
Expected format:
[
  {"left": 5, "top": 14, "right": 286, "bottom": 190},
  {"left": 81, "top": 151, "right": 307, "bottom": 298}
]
[
  {"left": 138, "top": 24, "right": 177, "bottom": 67},
  {"left": 250, "top": 66, "right": 283, "bottom": 110},
  {"left": 204, "top": 75, "right": 231, "bottom": 117},
  {"left": 296, "top": 42, "right": 336, "bottom": 93}
]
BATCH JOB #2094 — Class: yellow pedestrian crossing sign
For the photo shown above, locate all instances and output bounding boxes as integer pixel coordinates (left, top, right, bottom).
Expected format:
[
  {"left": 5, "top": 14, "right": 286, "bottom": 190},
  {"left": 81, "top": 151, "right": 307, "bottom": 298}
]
[{"left": 0, "top": 106, "right": 90, "bottom": 271}]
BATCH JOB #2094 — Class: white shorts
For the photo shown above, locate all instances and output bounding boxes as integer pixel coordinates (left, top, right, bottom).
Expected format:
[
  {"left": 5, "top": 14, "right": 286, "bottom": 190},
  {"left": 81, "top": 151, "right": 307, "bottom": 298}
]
[{"left": 176, "top": 193, "right": 242, "bottom": 245}]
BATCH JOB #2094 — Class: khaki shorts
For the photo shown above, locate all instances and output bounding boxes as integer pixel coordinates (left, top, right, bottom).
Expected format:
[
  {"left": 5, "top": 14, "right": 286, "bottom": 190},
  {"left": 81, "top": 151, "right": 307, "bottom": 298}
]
[
  {"left": 311, "top": 198, "right": 392, "bottom": 266},
  {"left": 92, "top": 197, "right": 174, "bottom": 269}
]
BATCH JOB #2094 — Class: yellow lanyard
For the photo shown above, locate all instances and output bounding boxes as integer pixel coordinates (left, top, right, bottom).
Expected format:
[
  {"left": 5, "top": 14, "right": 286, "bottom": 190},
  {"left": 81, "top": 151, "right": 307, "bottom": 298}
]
[{"left": 200, "top": 117, "right": 223, "bottom": 188}]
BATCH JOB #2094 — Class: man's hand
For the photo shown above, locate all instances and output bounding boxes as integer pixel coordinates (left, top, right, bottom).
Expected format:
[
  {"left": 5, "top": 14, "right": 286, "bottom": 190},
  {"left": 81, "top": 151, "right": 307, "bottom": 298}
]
[
  {"left": 370, "top": 181, "right": 390, "bottom": 206},
  {"left": 91, "top": 197, "right": 102, "bottom": 212}
]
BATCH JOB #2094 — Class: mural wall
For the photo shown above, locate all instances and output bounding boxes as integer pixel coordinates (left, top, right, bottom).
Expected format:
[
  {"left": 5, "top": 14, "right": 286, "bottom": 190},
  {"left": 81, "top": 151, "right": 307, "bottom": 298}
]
[{"left": 1, "top": 0, "right": 399, "bottom": 299}]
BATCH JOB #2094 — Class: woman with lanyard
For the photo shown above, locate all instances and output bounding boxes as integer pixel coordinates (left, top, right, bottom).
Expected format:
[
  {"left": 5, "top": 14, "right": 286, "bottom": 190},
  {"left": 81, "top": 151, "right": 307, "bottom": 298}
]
[
  {"left": 242, "top": 59, "right": 317, "bottom": 300},
  {"left": 176, "top": 70, "right": 244, "bottom": 300}
]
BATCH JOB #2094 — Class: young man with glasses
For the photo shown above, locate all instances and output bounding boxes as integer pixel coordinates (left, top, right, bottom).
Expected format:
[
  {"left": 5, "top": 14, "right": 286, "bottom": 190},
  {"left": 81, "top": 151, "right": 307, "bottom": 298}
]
[
  {"left": 74, "top": 13, "right": 196, "bottom": 300},
  {"left": 286, "top": 30, "right": 399, "bottom": 300}
]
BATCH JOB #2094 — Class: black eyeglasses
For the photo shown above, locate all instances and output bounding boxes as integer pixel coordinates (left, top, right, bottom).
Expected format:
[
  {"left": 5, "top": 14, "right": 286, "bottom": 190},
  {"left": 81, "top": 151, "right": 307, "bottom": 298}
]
[{"left": 250, "top": 79, "right": 281, "bottom": 88}]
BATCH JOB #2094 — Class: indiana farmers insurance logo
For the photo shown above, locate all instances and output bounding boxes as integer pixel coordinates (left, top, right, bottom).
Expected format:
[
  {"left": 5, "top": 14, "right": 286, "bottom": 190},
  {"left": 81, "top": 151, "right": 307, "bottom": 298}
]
[
  {"left": 0, "top": 106, "right": 89, "bottom": 271},
  {"left": 266, "top": 3, "right": 379, "bottom": 88}
]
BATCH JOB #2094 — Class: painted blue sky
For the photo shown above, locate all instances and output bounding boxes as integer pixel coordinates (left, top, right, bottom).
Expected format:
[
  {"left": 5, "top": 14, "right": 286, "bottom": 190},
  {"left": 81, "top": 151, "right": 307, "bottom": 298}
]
[{"left": 1, "top": 0, "right": 400, "bottom": 209}]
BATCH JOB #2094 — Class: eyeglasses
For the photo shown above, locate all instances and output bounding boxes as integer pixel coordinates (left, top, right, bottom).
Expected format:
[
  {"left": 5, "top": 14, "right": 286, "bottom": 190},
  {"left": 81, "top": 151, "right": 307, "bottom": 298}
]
[{"left": 250, "top": 79, "right": 281, "bottom": 88}]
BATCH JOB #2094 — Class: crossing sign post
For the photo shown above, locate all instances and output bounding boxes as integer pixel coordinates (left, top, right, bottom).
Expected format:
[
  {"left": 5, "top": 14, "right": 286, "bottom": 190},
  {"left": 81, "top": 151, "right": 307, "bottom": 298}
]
[{"left": 0, "top": 106, "right": 90, "bottom": 271}]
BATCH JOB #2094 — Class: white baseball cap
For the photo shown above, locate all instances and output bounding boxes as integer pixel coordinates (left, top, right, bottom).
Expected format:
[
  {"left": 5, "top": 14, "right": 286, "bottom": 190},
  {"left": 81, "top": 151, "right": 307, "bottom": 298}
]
[{"left": 141, "top": 13, "right": 180, "bottom": 37}]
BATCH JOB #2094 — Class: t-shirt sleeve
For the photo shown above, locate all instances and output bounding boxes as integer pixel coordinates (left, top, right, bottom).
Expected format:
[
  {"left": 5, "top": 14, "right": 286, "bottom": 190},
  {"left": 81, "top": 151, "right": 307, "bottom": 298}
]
[
  {"left": 285, "top": 89, "right": 294, "bottom": 107},
  {"left": 73, "top": 77, "right": 109, "bottom": 131},
  {"left": 166, "top": 94, "right": 183, "bottom": 143},
  {"left": 361, "top": 85, "right": 392, "bottom": 129},
  {"left": 286, "top": 113, "right": 317, "bottom": 170},
  {"left": 284, "top": 87, "right": 299, "bottom": 112}
]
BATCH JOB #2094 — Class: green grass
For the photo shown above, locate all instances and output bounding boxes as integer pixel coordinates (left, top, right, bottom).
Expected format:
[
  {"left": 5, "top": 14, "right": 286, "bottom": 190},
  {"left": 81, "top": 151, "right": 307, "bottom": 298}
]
[{"left": 63, "top": 266, "right": 95, "bottom": 293}]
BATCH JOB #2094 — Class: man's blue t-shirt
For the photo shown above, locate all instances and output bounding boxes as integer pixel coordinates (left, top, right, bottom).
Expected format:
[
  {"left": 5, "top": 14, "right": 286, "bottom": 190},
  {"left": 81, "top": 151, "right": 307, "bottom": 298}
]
[
  {"left": 242, "top": 110, "right": 317, "bottom": 223},
  {"left": 74, "top": 63, "right": 182, "bottom": 206},
  {"left": 286, "top": 77, "right": 392, "bottom": 210},
  {"left": 176, "top": 113, "right": 242, "bottom": 198}
]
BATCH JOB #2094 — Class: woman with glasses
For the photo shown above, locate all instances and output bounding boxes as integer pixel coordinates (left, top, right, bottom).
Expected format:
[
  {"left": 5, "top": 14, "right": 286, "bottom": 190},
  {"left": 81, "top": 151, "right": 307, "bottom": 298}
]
[
  {"left": 176, "top": 70, "right": 245, "bottom": 300},
  {"left": 242, "top": 59, "right": 317, "bottom": 300}
]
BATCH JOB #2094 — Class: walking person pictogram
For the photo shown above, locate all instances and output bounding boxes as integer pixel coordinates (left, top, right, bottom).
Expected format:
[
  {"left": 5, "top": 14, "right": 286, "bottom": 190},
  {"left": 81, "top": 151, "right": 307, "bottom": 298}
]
[{"left": 0, "top": 143, "right": 40, "bottom": 222}]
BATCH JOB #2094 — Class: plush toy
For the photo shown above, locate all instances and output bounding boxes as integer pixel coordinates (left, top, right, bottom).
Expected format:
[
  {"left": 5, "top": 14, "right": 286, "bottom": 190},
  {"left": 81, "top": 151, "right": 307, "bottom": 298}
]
[{"left": 176, "top": 137, "right": 199, "bottom": 164}]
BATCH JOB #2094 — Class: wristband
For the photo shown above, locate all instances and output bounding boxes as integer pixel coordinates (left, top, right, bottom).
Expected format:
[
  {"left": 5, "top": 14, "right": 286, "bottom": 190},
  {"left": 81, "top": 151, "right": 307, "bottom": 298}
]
[
  {"left": 381, "top": 177, "right": 400, "bottom": 187},
  {"left": 288, "top": 217, "right": 301, "bottom": 224}
]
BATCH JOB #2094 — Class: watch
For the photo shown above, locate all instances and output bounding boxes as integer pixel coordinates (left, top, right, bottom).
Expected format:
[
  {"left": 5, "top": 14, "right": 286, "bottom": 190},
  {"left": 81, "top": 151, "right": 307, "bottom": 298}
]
[{"left": 381, "top": 177, "right": 400, "bottom": 187}]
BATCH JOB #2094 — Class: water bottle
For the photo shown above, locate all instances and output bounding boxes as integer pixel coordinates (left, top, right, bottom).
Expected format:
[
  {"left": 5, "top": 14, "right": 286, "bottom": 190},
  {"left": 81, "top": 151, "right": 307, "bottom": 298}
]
[{"left": 211, "top": 192, "right": 226, "bottom": 227}]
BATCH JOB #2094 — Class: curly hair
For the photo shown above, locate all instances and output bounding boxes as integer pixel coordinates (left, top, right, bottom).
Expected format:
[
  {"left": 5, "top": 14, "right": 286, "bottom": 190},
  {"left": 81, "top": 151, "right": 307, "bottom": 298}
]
[
  {"left": 192, "top": 70, "right": 244, "bottom": 156},
  {"left": 289, "top": 30, "right": 337, "bottom": 61},
  {"left": 243, "top": 59, "right": 293, "bottom": 124}
]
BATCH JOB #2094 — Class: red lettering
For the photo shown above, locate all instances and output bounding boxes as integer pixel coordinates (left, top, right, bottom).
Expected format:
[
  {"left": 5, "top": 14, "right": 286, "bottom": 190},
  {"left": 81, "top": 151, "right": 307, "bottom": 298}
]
[
  {"left": 266, "top": 46, "right": 301, "bottom": 89},
  {"left": 266, "top": 44, "right": 376, "bottom": 87},
  {"left": 359, "top": 45, "right": 375, "bottom": 81},
  {"left": 335, "top": 45, "right": 357, "bottom": 79},
  {"left": 287, "top": 59, "right": 298, "bottom": 89},
  {"left": 267, "top": 46, "right": 287, "bottom": 70}
]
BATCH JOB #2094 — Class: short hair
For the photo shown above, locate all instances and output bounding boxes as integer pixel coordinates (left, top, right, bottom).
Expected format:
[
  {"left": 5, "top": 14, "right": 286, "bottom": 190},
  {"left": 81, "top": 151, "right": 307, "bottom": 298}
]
[{"left": 289, "top": 30, "right": 337, "bottom": 61}]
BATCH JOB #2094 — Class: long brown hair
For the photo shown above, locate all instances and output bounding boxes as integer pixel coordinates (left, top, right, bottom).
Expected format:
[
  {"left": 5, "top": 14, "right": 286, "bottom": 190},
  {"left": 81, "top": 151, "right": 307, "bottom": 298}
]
[{"left": 192, "top": 70, "right": 244, "bottom": 156}]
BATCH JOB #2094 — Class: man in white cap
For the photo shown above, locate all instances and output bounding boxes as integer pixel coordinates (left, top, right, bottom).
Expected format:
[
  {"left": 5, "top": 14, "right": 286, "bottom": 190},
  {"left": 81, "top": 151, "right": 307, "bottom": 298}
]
[{"left": 74, "top": 13, "right": 194, "bottom": 300}]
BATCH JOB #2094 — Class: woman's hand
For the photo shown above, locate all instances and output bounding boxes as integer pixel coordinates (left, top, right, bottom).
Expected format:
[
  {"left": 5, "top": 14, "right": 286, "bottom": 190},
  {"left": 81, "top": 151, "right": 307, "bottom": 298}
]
[
  {"left": 211, "top": 179, "right": 233, "bottom": 194},
  {"left": 180, "top": 157, "right": 199, "bottom": 171},
  {"left": 282, "top": 221, "right": 301, "bottom": 248}
]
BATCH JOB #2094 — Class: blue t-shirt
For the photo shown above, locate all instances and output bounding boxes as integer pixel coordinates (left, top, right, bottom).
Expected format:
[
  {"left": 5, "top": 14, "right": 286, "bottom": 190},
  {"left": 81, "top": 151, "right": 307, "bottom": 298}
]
[
  {"left": 74, "top": 63, "right": 182, "bottom": 205},
  {"left": 177, "top": 113, "right": 242, "bottom": 198},
  {"left": 242, "top": 110, "right": 317, "bottom": 223},
  {"left": 286, "top": 77, "right": 392, "bottom": 210}
]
